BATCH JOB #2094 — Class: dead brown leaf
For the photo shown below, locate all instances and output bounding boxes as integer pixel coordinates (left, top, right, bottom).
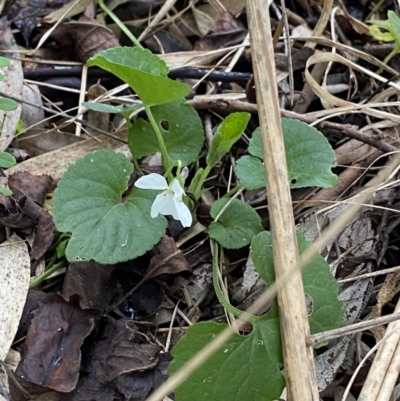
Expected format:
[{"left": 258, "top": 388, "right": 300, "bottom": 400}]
[
  {"left": 8, "top": 172, "right": 51, "bottom": 206},
  {"left": 194, "top": 12, "right": 247, "bottom": 51},
  {"left": 62, "top": 262, "right": 114, "bottom": 311},
  {"left": 2, "top": 172, "right": 56, "bottom": 265},
  {"left": 147, "top": 235, "right": 192, "bottom": 279},
  {"left": 59, "top": 375, "right": 113, "bottom": 401},
  {"left": 90, "top": 318, "right": 161, "bottom": 383},
  {"left": 16, "top": 294, "right": 96, "bottom": 393},
  {"left": 49, "top": 3, "right": 119, "bottom": 63}
]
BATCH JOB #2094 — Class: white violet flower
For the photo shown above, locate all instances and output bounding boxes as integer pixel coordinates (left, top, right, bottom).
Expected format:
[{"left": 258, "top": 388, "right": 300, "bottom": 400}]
[{"left": 134, "top": 173, "right": 192, "bottom": 227}]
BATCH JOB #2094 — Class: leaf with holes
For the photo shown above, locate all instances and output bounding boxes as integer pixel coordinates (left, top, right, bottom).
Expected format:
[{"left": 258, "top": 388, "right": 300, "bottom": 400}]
[
  {"left": 236, "top": 119, "right": 337, "bottom": 190},
  {"left": 250, "top": 230, "right": 343, "bottom": 336},
  {"left": 52, "top": 150, "right": 167, "bottom": 264},
  {"left": 207, "top": 198, "right": 264, "bottom": 249},
  {"left": 128, "top": 99, "right": 204, "bottom": 166},
  {"left": 87, "top": 47, "right": 189, "bottom": 106}
]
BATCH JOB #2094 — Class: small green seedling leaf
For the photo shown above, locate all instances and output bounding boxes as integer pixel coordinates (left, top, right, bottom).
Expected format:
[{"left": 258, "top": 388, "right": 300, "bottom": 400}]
[
  {"left": 388, "top": 11, "right": 400, "bottom": 43},
  {"left": 368, "top": 11, "right": 400, "bottom": 66},
  {"left": 87, "top": 47, "right": 190, "bottom": 106},
  {"left": 369, "top": 20, "right": 395, "bottom": 41},
  {"left": 16, "top": 119, "right": 26, "bottom": 135},
  {"left": 236, "top": 119, "right": 337, "bottom": 190},
  {"left": 369, "top": 11, "right": 400, "bottom": 44},
  {"left": 82, "top": 101, "right": 124, "bottom": 113},
  {"left": 129, "top": 99, "right": 204, "bottom": 166},
  {"left": 207, "top": 198, "right": 264, "bottom": 249},
  {"left": 0, "top": 152, "right": 16, "bottom": 168},
  {"left": 250, "top": 230, "right": 343, "bottom": 335},
  {"left": 0, "top": 186, "right": 12, "bottom": 196},
  {"left": 169, "top": 305, "right": 284, "bottom": 401},
  {"left": 0, "top": 56, "right": 10, "bottom": 67},
  {"left": 0, "top": 98, "right": 18, "bottom": 111},
  {"left": 52, "top": 150, "right": 168, "bottom": 264},
  {"left": 207, "top": 112, "right": 250, "bottom": 168}
]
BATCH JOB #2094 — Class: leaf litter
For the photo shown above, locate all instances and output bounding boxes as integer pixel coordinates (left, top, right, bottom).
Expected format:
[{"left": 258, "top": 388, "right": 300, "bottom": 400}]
[{"left": 0, "top": 1, "right": 400, "bottom": 401}]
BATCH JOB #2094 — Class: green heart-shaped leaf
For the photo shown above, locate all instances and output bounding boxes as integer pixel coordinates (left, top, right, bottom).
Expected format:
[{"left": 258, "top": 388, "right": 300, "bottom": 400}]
[{"left": 53, "top": 150, "right": 167, "bottom": 264}]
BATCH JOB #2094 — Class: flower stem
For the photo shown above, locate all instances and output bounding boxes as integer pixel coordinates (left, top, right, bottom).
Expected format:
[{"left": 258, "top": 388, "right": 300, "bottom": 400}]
[
  {"left": 29, "top": 261, "right": 66, "bottom": 288},
  {"left": 211, "top": 240, "right": 258, "bottom": 323},
  {"left": 188, "top": 163, "right": 212, "bottom": 200},
  {"left": 223, "top": 184, "right": 244, "bottom": 198},
  {"left": 98, "top": 0, "right": 142, "bottom": 48},
  {"left": 125, "top": 118, "right": 143, "bottom": 175},
  {"left": 145, "top": 105, "right": 170, "bottom": 171}
]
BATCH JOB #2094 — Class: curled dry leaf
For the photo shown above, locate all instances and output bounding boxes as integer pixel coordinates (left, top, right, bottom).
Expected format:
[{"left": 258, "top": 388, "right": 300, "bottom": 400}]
[
  {"left": 147, "top": 235, "right": 192, "bottom": 279},
  {"left": 49, "top": 2, "right": 120, "bottom": 64},
  {"left": 89, "top": 318, "right": 161, "bottom": 383},
  {"left": 0, "top": 22, "right": 23, "bottom": 152},
  {"left": 194, "top": 12, "right": 247, "bottom": 51},
  {"left": 9, "top": 0, "right": 66, "bottom": 45},
  {"left": 4, "top": 172, "right": 56, "bottom": 265},
  {"left": 50, "top": 21, "right": 120, "bottom": 63},
  {"left": 0, "top": 233, "right": 30, "bottom": 361}
]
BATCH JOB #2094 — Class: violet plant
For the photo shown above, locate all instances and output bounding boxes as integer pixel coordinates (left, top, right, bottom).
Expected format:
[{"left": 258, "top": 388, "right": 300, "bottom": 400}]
[{"left": 51, "top": 44, "right": 342, "bottom": 401}]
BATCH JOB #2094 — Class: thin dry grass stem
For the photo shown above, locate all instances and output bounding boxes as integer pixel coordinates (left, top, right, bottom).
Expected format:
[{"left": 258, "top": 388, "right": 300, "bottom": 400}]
[
  {"left": 305, "top": 0, "right": 333, "bottom": 49},
  {"left": 75, "top": 65, "right": 88, "bottom": 137},
  {"left": 224, "top": 33, "right": 249, "bottom": 73},
  {"left": 293, "top": 0, "right": 332, "bottom": 113},
  {"left": 338, "top": 266, "right": 400, "bottom": 284},
  {"left": 191, "top": 35, "right": 250, "bottom": 89},
  {"left": 19, "top": 57, "right": 82, "bottom": 65},
  {"left": 277, "top": 0, "right": 294, "bottom": 105},
  {"left": 213, "top": 188, "right": 244, "bottom": 222},
  {"left": 164, "top": 294, "right": 192, "bottom": 327},
  {"left": 248, "top": 1, "right": 319, "bottom": 399},
  {"left": 357, "top": 298, "right": 400, "bottom": 401},
  {"left": 35, "top": 0, "right": 82, "bottom": 50},
  {"left": 20, "top": 104, "right": 80, "bottom": 132},
  {"left": 192, "top": 48, "right": 238, "bottom": 90},
  {"left": 342, "top": 325, "right": 400, "bottom": 401},
  {"left": 176, "top": 223, "right": 207, "bottom": 248},
  {"left": 165, "top": 301, "right": 180, "bottom": 353},
  {"left": 320, "top": 6, "right": 339, "bottom": 108},
  {"left": 24, "top": 79, "right": 82, "bottom": 94},
  {"left": 207, "top": 0, "right": 226, "bottom": 13},
  {"left": 308, "top": 312, "right": 400, "bottom": 346},
  {"left": 138, "top": 0, "right": 179, "bottom": 42}
]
